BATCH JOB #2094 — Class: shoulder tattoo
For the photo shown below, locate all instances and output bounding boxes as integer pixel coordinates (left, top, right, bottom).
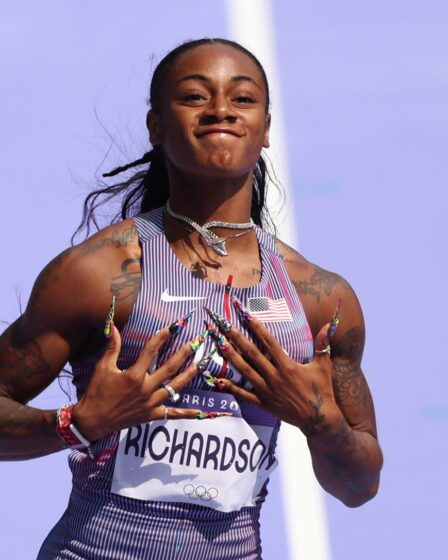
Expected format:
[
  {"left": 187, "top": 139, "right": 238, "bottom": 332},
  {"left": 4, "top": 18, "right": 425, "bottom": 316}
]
[
  {"left": 292, "top": 265, "right": 350, "bottom": 303},
  {"left": 110, "top": 258, "right": 141, "bottom": 302},
  {"left": 81, "top": 225, "right": 138, "bottom": 256}
]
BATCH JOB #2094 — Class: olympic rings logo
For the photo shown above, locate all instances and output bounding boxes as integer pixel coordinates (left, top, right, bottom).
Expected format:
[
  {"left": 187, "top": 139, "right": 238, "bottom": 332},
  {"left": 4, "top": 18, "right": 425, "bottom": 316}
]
[{"left": 183, "top": 484, "right": 219, "bottom": 501}]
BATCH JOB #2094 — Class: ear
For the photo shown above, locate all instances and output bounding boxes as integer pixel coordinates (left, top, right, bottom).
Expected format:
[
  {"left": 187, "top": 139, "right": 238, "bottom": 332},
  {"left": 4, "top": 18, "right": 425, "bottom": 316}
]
[
  {"left": 146, "top": 110, "right": 163, "bottom": 145},
  {"left": 263, "top": 113, "right": 271, "bottom": 148}
]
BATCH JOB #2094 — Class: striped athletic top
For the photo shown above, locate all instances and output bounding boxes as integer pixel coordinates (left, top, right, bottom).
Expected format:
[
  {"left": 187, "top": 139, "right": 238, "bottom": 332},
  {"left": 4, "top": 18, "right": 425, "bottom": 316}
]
[{"left": 38, "top": 208, "right": 314, "bottom": 560}]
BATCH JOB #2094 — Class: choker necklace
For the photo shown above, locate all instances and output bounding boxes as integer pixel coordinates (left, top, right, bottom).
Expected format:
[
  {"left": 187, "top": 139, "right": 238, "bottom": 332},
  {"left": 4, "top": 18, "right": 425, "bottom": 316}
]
[{"left": 165, "top": 201, "right": 254, "bottom": 257}]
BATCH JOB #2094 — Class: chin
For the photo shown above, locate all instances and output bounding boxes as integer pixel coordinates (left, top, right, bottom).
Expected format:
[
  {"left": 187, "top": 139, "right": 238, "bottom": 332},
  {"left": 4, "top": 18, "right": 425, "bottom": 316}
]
[
  {"left": 169, "top": 150, "right": 259, "bottom": 180},
  {"left": 206, "top": 150, "right": 234, "bottom": 170}
]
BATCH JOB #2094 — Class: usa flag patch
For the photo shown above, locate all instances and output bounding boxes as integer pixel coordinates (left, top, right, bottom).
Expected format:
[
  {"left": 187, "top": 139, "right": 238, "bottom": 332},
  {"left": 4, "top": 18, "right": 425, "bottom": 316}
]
[{"left": 248, "top": 297, "right": 293, "bottom": 322}]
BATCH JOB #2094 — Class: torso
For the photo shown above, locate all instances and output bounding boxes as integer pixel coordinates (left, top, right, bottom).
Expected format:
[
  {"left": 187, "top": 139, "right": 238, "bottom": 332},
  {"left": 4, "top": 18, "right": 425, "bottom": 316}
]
[
  {"left": 72, "top": 211, "right": 346, "bottom": 364},
  {"left": 67, "top": 208, "right": 314, "bottom": 510}
]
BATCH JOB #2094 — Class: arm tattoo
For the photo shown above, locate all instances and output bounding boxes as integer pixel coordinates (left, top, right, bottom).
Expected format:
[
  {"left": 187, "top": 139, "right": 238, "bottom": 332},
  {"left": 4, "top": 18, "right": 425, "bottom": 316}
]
[
  {"left": 305, "top": 382, "right": 326, "bottom": 436},
  {"left": 332, "top": 327, "right": 371, "bottom": 408},
  {"left": 81, "top": 225, "right": 138, "bottom": 256},
  {"left": 292, "top": 266, "right": 350, "bottom": 303},
  {"left": 322, "top": 417, "right": 369, "bottom": 471},
  {"left": 0, "top": 326, "right": 51, "bottom": 402},
  {"left": 110, "top": 258, "right": 141, "bottom": 302}
]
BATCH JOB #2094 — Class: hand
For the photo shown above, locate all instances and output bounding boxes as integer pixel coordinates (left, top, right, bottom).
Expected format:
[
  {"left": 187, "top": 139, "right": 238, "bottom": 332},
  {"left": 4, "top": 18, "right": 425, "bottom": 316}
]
[
  {"left": 216, "top": 318, "right": 344, "bottom": 437},
  {"left": 72, "top": 326, "right": 202, "bottom": 441}
]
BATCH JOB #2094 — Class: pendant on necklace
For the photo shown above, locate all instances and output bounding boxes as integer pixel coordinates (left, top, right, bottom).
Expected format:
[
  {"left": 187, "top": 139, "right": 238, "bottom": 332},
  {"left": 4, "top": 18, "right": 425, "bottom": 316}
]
[{"left": 210, "top": 240, "right": 228, "bottom": 257}]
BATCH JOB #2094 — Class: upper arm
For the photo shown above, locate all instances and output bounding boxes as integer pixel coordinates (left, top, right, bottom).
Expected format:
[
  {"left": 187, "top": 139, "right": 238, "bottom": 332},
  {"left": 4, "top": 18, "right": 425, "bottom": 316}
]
[
  {"left": 0, "top": 317, "right": 71, "bottom": 404},
  {"left": 0, "top": 253, "right": 76, "bottom": 404},
  {"left": 275, "top": 238, "right": 379, "bottom": 439},
  {"left": 0, "top": 219, "right": 141, "bottom": 405}
]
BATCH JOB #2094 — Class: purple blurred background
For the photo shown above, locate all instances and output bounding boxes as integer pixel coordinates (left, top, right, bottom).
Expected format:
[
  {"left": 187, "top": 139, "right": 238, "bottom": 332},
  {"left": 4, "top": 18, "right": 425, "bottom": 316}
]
[{"left": 1, "top": 1, "right": 447, "bottom": 558}]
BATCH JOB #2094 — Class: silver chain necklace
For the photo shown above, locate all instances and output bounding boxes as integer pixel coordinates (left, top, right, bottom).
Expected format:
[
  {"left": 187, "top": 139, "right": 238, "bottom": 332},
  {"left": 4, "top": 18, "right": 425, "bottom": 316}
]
[{"left": 165, "top": 200, "right": 254, "bottom": 257}]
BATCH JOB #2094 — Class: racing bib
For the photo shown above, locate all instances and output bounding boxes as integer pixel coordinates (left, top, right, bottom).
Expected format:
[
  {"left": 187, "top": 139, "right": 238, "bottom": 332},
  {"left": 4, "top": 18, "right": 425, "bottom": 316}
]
[{"left": 111, "top": 389, "right": 278, "bottom": 512}]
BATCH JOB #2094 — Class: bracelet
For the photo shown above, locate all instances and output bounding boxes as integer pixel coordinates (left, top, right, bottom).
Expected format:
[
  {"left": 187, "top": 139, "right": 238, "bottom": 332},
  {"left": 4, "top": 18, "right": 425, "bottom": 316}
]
[{"left": 55, "top": 404, "right": 94, "bottom": 458}]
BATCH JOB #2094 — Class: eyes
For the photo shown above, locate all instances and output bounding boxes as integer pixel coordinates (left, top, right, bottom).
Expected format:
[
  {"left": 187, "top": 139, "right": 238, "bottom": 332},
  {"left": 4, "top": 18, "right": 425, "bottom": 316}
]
[{"left": 179, "top": 91, "right": 258, "bottom": 107}]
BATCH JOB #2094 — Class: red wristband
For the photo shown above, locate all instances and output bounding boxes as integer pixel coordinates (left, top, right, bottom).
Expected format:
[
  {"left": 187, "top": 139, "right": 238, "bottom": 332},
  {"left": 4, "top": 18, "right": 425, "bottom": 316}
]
[{"left": 56, "top": 404, "right": 92, "bottom": 453}]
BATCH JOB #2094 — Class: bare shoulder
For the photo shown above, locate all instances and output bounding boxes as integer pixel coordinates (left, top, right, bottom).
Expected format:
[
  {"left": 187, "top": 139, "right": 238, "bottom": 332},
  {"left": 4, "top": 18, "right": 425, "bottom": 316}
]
[
  {"left": 0, "top": 220, "right": 141, "bottom": 402},
  {"left": 77, "top": 219, "right": 139, "bottom": 257},
  {"left": 25, "top": 219, "right": 141, "bottom": 339},
  {"left": 275, "top": 238, "right": 359, "bottom": 336}
]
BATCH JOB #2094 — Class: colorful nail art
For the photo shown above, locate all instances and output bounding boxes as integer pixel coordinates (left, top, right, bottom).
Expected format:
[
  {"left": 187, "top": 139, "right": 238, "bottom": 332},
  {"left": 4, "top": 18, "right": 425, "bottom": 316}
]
[
  {"left": 203, "top": 323, "right": 216, "bottom": 336},
  {"left": 232, "top": 296, "right": 252, "bottom": 323},
  {"left": 196, "top": 411, "right": 231, "bottom": 420},
  {"left": 196, "top": 346, "right": 217, "bottom": 373},
  {"left": 189, "top": 327, "right": 210, "bottom": 352},
  {"left": 204, "top": 307, "right": 232, "bottom": 334},
  {"left": 217, "top": 338, "right": 230, "bottom": 352},
  {"left": 209, "top": 327, "right": 230, "bottom": 352},
  {"left": 213, "top": 378, "right": 226, "bottom": 391},
  {"left": 169, "top": 308, "right": 196, "bottom": 335},
  {"left": 327, "top": 299, "right": 341, "bottom": 338},
  {"left": 104, "top": 295, "right": 116, "bottom": 338},
  {"left": 203, "top": 374, "right": 217, "bottom": 387}
]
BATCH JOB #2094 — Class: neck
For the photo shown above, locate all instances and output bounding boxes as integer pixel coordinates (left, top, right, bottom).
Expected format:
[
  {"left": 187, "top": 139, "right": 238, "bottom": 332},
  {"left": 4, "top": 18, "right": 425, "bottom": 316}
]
[{"left": 167, "top": 166, "right": 254, "bottom": 224}]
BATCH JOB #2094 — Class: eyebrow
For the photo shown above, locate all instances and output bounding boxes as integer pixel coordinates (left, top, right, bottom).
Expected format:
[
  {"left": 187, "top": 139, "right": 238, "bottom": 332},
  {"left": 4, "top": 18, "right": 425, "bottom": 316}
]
[{"left": 177, "top": 73, "right": 262, "bottom": 90}]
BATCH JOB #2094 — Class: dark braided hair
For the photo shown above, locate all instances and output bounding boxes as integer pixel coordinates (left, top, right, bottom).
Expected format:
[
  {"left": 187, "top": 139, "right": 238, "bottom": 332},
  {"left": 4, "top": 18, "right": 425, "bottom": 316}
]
[{"left": 74, "top": 38, "right": 278, "bottom": 241}]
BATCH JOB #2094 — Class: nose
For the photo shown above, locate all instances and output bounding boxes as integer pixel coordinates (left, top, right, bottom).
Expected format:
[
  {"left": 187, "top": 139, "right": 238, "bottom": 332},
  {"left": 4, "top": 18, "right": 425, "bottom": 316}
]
[{"left": 201, "top": 92, "right": 237, "bottom": 123}]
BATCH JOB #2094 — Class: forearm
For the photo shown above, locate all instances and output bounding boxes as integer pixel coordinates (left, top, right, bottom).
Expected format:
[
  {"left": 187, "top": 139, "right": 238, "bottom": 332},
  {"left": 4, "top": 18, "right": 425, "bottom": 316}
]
[
  {"left": 0, "top": 396, "right": 64, "bottom": 460},
  {"left": 307, "top": 414, "right": 383, "bottom": 507}
]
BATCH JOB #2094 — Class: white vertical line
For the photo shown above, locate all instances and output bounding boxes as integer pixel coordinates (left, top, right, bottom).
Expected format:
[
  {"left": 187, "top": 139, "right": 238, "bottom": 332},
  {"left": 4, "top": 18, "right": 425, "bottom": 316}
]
[{"left": 225, "top": 2, "right": 332, "bottom": 559}]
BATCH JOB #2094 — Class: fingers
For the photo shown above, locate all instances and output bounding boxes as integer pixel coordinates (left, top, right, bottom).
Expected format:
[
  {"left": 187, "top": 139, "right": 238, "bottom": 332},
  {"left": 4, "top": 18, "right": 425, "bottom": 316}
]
[
  {"left": 215, "top": 378, "right": 263, "bottom": 407},
  {"left": 156, "top": 405, "right": 232, "bottom": 421},
  {"left": 225, "top": 327, "right": 275, "bottom": 375},
  {"left": 230, "top": 298, "right": 288, "bottom": 366},
  {"left": 313, "top": 300, "right": 341, "bottom": 360},
  {"left": 157, "top": 405, "right": 202, "bottom": 421},
  {"left": 218, "top": 340, "right": 271, "bottom": 394},
  {"left": 149, "top": 360, "right": 201, "bottom": 405},
  {"left": 132, "top": 328, "right": 172, "bottom": 375},
  {"left": 313, "top": 323, "right": 332, "bottom": 360},
  {"left": 236, "top": 317, "right": 288, "bottom": 367},
  {"left": 98, "top": 325, "right": 122, "bottom": 371},
  {"left": 148, "top": 342, "right": 195, "bottom": 386}
]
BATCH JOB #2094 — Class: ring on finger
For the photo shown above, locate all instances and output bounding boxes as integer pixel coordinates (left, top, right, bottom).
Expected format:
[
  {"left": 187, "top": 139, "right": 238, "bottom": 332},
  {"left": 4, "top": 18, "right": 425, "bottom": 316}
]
[
  {"left": 163, "top": 405, "right": 169, "bottom": 421},
  {"left": 315, "top": 345, "right": 331, "bottom": 356},
  {"left": 163, "top": 383, "right": 181, "bottom": 403}
]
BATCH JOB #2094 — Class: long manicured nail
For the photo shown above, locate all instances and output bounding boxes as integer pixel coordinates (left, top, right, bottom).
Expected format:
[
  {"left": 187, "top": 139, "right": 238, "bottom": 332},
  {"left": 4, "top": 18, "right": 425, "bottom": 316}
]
[
  {"left": 213, "top": 378, "right": 226, "bottom": 391},
  {"left": 203, "top": 373, "right": 217, "bottom": 387},
  {"left": 190, "top": 327, "right": 209, "bottom": 351},
  {"left": 196, "top": 411, "right": 232, "bottom": 420},
  {"left": 232, "top": 296, "right": 252, "bottom": 323},
  {"left": 204, "top": 307, "right": 232, "bottom": 334},
  {"left": 169, "top": 308, "right": 195, "bottom": 335},
  {"left": 196, "top": 345, "right": 217, "bottom": 373},
  {"left": 203, "top": 322, "right": 216, "bottom": 336},
  {"left": 104, "top": 295, "right": 116, "bottom": 338},
  {"left": 209, "top": 327, "right": 230, "bottom": 352},
  {"left": 327, "top": 299, "right": 341, "bottom": 338}
]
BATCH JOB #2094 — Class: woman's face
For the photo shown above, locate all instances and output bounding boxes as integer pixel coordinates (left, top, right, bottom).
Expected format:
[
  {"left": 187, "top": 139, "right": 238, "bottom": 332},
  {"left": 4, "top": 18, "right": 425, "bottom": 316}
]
[{"left": 149, "top": 43, "right": 270, "bottom": 180}]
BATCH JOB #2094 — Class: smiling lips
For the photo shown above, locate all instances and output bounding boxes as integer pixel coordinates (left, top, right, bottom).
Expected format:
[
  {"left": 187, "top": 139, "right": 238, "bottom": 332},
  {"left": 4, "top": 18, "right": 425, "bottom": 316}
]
[{"left": 195, "top": 127, "right": 244, "bottom": 138}]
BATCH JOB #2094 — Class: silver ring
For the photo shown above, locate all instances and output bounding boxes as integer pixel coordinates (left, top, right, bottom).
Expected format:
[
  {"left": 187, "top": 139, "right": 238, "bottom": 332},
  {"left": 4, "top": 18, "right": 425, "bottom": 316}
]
[
  {"left": 163, "top": 406, "right": 168, "bottom": 421},
  {"left": 315, "top": 345, "right": 331, "bottom": 356},
  {"left": 163, "top": 383, "right": 180, "bottom": 403}
]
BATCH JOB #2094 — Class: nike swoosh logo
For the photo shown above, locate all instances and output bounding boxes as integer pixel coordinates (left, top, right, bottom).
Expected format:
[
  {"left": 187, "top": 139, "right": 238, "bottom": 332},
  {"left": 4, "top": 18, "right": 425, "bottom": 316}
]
[{"left": 161, "top": 289, "right": 207, "bottom": 303}]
